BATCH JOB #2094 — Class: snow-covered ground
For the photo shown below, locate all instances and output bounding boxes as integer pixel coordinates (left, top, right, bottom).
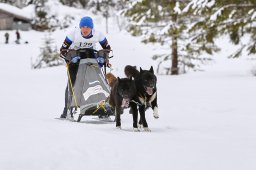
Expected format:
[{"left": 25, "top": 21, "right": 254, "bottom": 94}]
[{"left": 1, "top": 4, "right": 256, "bottom": 170}]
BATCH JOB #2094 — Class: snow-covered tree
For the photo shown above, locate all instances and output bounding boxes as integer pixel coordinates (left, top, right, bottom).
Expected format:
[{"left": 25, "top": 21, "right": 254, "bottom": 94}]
[
  {"left": 185, "top": 0, "right": 256, "bottom": 58},
  {"left": 0, "top": 0, "right": 15, "bottom": 5},
  {"left": 30, "top": 0, "right": 75, "bottom": 31},
  {"left": 32, "top": 33, "right": 63, "bottom": 69},
  {"left": 0, "top": 0, "right": 30, "bottom": 7},
  {"left": 59, "top": 0, "right": 90, "bottom": 8},
  {"left": 30, "top": 0, "right": 50, "bottom": 31},
  {"left": 123, "top": 0, "right": 217, "bottom": 75},
  {"left": 88, "top": 0, "right": 129, "bottom": 33},
  {"left": 97, "top": 0, "right": 115, "bottom": 33}
]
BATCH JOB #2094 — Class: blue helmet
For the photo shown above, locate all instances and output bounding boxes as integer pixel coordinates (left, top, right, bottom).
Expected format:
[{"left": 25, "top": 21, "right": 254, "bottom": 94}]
[{"left": 79, "top": 16, "right": 94, "bottom": 29}]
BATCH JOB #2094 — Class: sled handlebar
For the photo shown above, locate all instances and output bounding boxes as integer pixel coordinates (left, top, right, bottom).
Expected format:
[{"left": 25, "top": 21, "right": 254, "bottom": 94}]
[
  {"left": 60, "top": 48, "right": 112, "bottom": 53},
  {"left": 60, "top": 48, "right": 113, "bottom": 59}
]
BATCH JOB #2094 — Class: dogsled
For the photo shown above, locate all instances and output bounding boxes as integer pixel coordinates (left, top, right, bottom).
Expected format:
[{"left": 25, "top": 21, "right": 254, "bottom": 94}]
[{"left": 60, "top": 48, "right": 114, "bottom": 122}]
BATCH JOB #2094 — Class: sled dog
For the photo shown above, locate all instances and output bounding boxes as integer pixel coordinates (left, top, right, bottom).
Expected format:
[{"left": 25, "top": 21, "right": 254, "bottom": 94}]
[
  {"left": 106, "top": 73, "right": 136, "bottom": 129},
  {"left": 124, "top": 65, "right": 159, "bottom": 132},
  {"left": 106, "top": 72, "right": 117, "bottom": 88}
]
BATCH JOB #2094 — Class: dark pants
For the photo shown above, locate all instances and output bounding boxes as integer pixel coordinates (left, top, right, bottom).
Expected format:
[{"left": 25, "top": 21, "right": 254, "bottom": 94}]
[{"left": 62, "top": 63, "right": 79, "bottom": 116}]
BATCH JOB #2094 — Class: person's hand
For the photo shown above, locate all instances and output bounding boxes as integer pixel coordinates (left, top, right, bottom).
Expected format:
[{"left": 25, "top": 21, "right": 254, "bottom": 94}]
[
  {"left": 97, "top": 56, "right": 105, "bottom": 64},
  {"left": 71, "top": 56, "right": 80, "bottom": 63},
  {"left": 60, "top": 50, "right": 67, "bottom": 58},
  {"left": 104, "top": 51, "right": 111, "bottom": 67},
  {"left": 97, "top": 56, "right": 105, "bottom": 67},
  {"left": 105, "top": 59, "right": 112, "bottom": 68}
]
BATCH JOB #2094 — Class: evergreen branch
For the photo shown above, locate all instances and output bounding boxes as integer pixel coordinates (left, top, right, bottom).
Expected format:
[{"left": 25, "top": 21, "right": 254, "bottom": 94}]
[{"left": 219, "top": 3, "right": 256, "bottom": 9}]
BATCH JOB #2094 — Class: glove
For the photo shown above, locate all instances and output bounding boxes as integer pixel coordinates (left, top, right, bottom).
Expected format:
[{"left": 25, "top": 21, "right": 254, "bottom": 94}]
[
  {"left": 59, "top": 53, "right": 68, "bottom": 63},
  {"left": 103, "top": 51, "right": 111, "bottom": 67},
  {"left": 97, "top": 56, "right": 105, "bottom": 67},
  {"left": 71, "top": 56, "right": 80, "bottom": 63}
]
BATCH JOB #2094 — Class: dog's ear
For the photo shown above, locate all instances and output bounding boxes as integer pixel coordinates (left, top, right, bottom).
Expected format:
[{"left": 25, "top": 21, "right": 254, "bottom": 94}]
[
  {"left": 140, "top": 67, "right": 143, "bottom": 73},
  {"left": 117, "top": 77, "right": 120, "bottom": 82},
  {"left": 149, "top": 66, "right": 154, "bottom": 73}
]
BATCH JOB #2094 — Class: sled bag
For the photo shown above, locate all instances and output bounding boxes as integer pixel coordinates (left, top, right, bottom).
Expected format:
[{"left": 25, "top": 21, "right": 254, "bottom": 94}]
[{"left": 70, "top": 58, "right": 110, "bottom": 114}]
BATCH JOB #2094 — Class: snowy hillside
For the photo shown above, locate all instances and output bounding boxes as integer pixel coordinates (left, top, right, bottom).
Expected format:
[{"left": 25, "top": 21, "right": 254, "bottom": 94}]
[{"left": 1, "top": 3, "right": 256, "bottom": 170}]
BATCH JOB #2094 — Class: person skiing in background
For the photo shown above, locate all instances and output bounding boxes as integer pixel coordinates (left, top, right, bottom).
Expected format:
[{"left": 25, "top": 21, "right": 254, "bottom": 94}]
[
  {"left": 59, "top": 16, "right": 111, "bottom": 119},
  {"left": 15, "top": 30, "right": 21, "bottom": 44},
  {"left": 4, "top": 32, "right": 9, "bottom": 44}
]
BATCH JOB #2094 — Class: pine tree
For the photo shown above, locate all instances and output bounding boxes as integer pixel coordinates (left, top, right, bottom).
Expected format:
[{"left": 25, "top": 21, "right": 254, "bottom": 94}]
[
  {"left": 185, "top": 0, "right": 256, "bottom": 58},
  {"left": 0, "top": 0, "right": 14, "bottom": 4},
  {"left": 32, "top": 33, "right": 63, "bottom": 69},
  {"left": 30, "top": 0, "right": 50, "bottom": 31},
  {"left": 93, "top": 0, "right": 116, "bottom": 33},
  {"left": 123, "top": 0, "right": 216, "bottom": 75},
  {"left": 59, "top": 0, "right": 90, "bottom": 8}
]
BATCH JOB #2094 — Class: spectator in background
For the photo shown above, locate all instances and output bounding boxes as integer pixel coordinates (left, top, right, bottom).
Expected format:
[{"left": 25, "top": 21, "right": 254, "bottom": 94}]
[
  {"left": 4, "top": 32, "right": 9, "bottom": 44},
  {"left": 15, "top": 30, "right": 20, "bottom": 44}
]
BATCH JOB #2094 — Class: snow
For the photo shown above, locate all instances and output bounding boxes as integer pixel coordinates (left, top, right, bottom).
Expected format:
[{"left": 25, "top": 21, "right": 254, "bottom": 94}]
[
  {"left": 250, "top": 10, "right": 256, "bottom": 20},
  {"left": 210, "top": 7, "right": 224, "bottom": 21},
  {"left": 21, "top": 4, "right": 35, "bottom": 18},
  {"left": 44, "top": 0, "right": 86, "bottom": 21},
  {"left": 183, "top": 0, "right": 215, "bottom": 14},
  {"left": 1, "top": 3, "right": 256, "bottom": 170},
  {"left": 0, "top": 3, "right": 32, "bottom": 20},
  {"left": 174, "top": 2, "right": 181, "bottom": 14}
]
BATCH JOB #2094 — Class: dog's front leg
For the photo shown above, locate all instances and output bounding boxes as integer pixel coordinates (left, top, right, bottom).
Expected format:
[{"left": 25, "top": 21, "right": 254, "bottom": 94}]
[
  {"left": 139, "top": 105, "right": 151, "bottom": 132},
  {"left": 151, "top": 96, "right": 159, "bottom": 119},
  {"left": 115, "top": 107, "right": 123, "bottom": 129},
  {"left": 130, "top": 102, "right": 139, "bottom": 132}
]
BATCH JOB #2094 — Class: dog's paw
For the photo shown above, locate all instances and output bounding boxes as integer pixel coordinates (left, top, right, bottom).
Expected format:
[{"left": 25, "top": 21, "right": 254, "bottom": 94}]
[
  {"left": 133, "top": 128, "right": 140, "bottom": 132},
  {"left": 116, "top": 126, "right": 122, "bottom": 130},
  {"left": 153, "top": 107, "right": 159, "bottom": 119},
  {"left": 153, "top": 114, "right": 159, "bottom": 119},
  {"left": 66, "top": 113, "right": 75, "bottom": 121},
  {"left": 143, "top": 127, "right": 151, "bottom": 132},
  {"left": 137, "top": 123, "right": 143, "bottom": 129}
]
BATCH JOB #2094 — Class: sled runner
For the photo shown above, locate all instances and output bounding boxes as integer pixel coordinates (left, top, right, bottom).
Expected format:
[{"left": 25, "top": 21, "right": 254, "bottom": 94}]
[{"left": 61, "top": 48, "right": 114, "bottom": 122}]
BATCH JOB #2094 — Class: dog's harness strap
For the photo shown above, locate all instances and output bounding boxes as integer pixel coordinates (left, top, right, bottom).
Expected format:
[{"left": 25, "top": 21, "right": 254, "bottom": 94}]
[
  {"left": 130, "top": 100, "right": 142, "bottom": 106},
  {"left": 93, "top": 101, "right": 107, "bottom": 114}
]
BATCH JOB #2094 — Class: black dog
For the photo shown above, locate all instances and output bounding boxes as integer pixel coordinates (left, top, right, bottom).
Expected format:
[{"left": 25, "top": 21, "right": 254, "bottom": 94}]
[
  {"left": 125, "top": 65, "right": 159, "bottom": 132},
  {"left": 108, "top": 74, "right": 136, "bottom": 129}
]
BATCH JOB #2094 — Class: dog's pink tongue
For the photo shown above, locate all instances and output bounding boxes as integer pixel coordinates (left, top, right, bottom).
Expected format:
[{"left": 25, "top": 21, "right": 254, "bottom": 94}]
[
  {"left": 146, "top": 88, "right": 153, "bottom": 95},
  {"left": 121, "top": 99, "right": 130, "bottom": 108}
]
